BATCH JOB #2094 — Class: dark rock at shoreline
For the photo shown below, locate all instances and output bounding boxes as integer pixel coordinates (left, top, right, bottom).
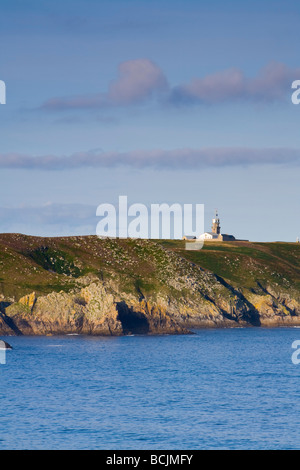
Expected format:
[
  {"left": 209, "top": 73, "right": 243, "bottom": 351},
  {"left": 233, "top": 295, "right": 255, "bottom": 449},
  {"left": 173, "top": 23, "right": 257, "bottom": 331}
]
[{"left": 0, "top": 340, "right": 13, "bottom": 349}]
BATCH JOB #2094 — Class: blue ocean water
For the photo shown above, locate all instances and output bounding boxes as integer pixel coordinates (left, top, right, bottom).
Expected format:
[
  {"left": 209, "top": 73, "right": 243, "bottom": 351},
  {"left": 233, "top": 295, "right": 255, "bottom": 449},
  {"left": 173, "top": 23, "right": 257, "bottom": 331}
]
[{"left": 1, "top": 327, "right": 300, "bottom": 450}]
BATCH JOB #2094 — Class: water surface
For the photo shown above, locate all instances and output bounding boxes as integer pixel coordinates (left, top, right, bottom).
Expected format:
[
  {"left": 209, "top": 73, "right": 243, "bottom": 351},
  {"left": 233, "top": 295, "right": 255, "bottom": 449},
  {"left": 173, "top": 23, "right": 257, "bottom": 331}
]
[{"left": 1, "top": 328, "right": 300, "bottom": 449}]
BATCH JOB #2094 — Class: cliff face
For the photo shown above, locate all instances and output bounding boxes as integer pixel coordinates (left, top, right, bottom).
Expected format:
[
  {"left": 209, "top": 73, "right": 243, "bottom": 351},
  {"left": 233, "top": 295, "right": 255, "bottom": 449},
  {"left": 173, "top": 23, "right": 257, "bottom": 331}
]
[{"left": 0, "top": 234, "right": 300, "bottom": 335}]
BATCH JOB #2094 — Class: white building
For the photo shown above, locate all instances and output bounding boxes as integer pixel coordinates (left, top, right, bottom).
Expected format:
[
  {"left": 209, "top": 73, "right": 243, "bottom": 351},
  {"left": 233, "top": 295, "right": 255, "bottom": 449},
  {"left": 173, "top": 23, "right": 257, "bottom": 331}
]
[{"left": 198, "top": 210, "right": 236, "bottom": 242}]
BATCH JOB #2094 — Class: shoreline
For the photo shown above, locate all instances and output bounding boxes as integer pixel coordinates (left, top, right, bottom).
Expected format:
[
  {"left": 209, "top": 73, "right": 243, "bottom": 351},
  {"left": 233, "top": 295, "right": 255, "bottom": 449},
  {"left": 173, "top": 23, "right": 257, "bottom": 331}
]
[{"left": 2, "top": 317, "right": 300, "bottom": 337}]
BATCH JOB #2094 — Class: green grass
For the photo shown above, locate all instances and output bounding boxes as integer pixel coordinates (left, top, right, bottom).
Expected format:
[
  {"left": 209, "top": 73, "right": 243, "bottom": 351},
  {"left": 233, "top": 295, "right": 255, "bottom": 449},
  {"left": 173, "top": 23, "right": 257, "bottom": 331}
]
[
  {"left": 174, "top": 241, "right": 300, "bottom": 290},
  {"left": 0, "top": 234, "right": 299, "bottom": 301}
]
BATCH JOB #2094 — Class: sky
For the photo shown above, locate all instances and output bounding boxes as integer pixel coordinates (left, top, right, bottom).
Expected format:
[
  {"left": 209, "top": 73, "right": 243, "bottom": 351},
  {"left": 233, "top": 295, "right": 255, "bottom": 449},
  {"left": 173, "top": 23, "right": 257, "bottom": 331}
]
[{"left": 0, "top": 0, "right": 300, "bottom": 241}]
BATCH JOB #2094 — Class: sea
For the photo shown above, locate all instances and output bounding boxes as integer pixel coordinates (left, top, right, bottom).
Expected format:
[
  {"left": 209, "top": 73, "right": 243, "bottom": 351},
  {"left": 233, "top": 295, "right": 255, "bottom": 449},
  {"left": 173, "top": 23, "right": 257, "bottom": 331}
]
[{"left": 1, "top": 327, "right": 300, "bottom": 450}]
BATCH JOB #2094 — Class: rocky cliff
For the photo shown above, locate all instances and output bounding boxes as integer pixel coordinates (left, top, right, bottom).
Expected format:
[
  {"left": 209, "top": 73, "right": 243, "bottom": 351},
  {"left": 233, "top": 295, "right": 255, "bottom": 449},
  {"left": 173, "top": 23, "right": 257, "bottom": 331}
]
[{"left": 0, "top": 234, "right": 299, "bottom": 335}]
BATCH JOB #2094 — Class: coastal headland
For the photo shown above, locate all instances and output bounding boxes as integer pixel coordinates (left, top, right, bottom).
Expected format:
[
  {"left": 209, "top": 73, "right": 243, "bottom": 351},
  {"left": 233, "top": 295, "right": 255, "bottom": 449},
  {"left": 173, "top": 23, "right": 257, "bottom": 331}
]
[{"left": 0, "top": 233, "right": 299, "bottom": 335}]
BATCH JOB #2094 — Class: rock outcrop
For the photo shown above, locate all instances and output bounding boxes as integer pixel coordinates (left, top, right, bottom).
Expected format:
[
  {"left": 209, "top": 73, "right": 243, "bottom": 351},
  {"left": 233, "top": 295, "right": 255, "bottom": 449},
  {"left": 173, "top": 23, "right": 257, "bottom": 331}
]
[
  {"left": 2, "top": 277, "right": 300, "bottom": 336},
  {"left": 1, "top": 283, "right": 190, "bottom": 336},
  {"left": 19, "top": 292, "right": 37, "bottom": 310}
]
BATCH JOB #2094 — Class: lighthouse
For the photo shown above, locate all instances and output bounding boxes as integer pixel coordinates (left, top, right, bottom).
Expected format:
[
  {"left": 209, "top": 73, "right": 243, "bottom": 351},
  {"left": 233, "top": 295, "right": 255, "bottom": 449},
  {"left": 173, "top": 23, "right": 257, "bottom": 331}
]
[
  {"left": 198, "top": 210, "right": 237, "bottom": 242},
  {"left": 211, "top": 210, "right": 221, "bottom": 235}
]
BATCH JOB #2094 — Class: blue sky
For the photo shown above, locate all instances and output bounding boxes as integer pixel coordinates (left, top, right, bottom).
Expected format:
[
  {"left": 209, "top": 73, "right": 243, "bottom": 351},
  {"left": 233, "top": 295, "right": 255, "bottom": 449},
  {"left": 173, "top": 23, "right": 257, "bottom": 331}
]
[{"left": 0, "top": 0, "right": 300, "bottom": 241}]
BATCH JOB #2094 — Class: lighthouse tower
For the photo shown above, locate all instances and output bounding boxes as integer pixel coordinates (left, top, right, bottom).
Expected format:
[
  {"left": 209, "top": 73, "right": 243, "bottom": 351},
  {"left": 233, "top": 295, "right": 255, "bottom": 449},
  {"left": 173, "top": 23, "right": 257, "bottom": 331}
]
[
  {"left": 211, "top": 210, "right": 221, "bottom": 235},
  {"left": 198, "top": 209, "right": 238, "bottom": 241}
]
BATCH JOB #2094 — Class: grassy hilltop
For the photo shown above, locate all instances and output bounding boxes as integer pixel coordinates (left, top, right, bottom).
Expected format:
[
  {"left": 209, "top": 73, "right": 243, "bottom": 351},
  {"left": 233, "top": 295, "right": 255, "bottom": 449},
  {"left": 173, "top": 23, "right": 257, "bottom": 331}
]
[
  {"left": 0, "top": 233, "right": 300, "bottom": 335},
  {"left": 162, "top": 239, "right": 300, "bottom": 292}
]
